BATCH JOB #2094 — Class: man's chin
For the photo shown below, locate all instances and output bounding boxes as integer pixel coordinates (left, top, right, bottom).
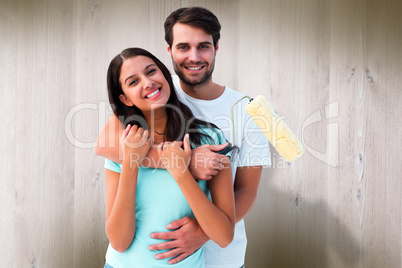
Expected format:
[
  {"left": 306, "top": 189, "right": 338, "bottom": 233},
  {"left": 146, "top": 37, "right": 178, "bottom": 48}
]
[
  {"left": 184, "top": 78, "right": 203, "bottom": 85},
  {"left": 178, "top": 73, "right": 212, "bottom": 87},
  {"left": 177, "top": 74, "right": 200, "bottom": 86}
]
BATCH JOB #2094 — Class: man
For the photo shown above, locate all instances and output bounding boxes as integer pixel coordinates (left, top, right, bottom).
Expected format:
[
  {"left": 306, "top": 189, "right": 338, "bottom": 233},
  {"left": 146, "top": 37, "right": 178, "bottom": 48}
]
[{"left": 95, "top": 7, "right": 270, "bottom": 268}]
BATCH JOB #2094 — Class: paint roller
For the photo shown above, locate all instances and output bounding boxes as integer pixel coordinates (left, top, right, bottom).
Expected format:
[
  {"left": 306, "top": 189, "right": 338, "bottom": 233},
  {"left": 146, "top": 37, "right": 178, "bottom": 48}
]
[{"left": 226, "top": 95, "right": 305, "bottom": 162}]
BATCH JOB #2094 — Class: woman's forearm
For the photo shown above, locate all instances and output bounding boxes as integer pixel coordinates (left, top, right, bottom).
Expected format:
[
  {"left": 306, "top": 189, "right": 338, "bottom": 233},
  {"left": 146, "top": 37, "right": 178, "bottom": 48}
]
[
  {"left": 105, "top": 163, "right": 138, "bottom": 252},
  {"left": 172, "top": 169, "right": 235, "bottom": 248}
]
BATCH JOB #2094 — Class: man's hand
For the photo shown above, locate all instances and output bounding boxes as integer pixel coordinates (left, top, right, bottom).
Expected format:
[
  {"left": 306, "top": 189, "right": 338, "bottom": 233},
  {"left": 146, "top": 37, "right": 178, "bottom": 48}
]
[
  {"left": 189, "top": 142, "right": 230, "bottom": 180},
  {"left": 148, "top": 217, "right": 209, "bottom": 264}
]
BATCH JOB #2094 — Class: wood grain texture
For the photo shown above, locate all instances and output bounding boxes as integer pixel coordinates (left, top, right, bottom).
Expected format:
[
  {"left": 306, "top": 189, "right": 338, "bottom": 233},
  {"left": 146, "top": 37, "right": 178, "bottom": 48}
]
[
  {"left": 0, "top": 0, "right": 18, "bottom": 266},
  {"left": 1, "top": 0, "right": 401, "bottom": 267},
  {"left": 1, "top": 0, "right": 76, "bottom": 267}
]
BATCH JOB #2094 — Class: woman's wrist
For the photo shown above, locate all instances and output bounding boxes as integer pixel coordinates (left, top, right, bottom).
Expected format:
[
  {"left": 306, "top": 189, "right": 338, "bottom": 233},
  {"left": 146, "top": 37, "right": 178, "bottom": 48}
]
[
  {"left": 170, "top": 168, "right": 192, "bottom": 182},
  {"left": 122, "top": 158, "right": 140, "bottom": 173}
]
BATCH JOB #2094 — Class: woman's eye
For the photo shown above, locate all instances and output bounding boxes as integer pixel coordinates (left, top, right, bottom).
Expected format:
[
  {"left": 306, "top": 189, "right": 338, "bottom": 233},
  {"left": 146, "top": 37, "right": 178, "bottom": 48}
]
[
  {"left": 147, "top": 69, "right": 156, "bottom": 75},
  {"left": 129, "top": 79, "right": 138, "bottom": 86}
]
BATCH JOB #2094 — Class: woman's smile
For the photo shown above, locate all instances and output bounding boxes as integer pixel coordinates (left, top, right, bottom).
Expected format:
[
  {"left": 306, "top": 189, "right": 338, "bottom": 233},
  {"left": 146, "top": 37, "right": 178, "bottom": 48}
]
[{"left": 145, "top": 88, "right": 161, "bottom": 99}]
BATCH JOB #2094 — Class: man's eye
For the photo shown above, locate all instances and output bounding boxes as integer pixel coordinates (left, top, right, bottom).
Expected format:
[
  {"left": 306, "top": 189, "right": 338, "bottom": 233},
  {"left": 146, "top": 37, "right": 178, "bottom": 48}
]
[
  {"left": 178, "top": 46, "right": 188, "bottom": 50},
  {"left": 200, "top": 45, "right": 209, "bottom": 49}
]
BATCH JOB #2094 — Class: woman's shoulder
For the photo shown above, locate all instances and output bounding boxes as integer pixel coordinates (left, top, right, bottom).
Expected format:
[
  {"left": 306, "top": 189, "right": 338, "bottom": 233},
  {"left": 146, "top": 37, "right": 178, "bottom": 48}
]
[
  {"left": 197, "top": 126, "right": 226, "bottom": 146},
  {"left": 105, "top": 159, "right": 122, "bottom": 173}
]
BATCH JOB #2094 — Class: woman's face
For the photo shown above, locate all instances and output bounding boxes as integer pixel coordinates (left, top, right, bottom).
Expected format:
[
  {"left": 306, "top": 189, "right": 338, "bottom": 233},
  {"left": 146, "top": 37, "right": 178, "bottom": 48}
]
[{"left": 119, "top": 55, "right": 170, "bottom": 113}]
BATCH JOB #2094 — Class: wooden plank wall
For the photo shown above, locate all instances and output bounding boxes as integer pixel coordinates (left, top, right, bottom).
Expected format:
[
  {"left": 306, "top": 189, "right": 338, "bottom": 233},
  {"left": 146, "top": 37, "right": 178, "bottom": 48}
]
[{"left": 1, "top": 0, "right": 401, "bottom": 267}]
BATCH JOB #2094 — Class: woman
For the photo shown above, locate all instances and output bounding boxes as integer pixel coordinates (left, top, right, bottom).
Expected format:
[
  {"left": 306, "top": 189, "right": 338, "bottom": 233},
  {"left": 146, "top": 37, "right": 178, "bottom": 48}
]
[{"left": 103, "top": 48, "right": 235, "bottom": 268}]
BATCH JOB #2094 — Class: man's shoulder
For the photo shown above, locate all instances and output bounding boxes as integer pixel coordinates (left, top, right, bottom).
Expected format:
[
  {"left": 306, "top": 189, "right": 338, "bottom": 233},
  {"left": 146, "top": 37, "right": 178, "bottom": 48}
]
[
  {"left": 221, "top": 87, "right": 253, "bottom": 110},
  {"left": 223, "top": 86, "right": 246, "bottom": 99}
]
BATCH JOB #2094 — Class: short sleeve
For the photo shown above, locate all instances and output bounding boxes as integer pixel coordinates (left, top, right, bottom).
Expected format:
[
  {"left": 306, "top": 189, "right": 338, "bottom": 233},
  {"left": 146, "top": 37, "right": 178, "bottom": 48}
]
[
  {"left": 104, "top": 159, "right": 122, "bottom": 173},
  {"left": 196, "top": 127, "right": 226, "bottom": 146},
  {"left": 207, "top": 128, "right": 227, "bottom": 145}
]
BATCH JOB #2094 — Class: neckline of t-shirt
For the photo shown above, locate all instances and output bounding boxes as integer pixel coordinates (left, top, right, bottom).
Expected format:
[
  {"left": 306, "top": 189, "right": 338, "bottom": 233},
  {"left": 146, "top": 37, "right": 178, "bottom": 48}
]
[{"left": 178, "top": 85, "right": 230, "bottom": 105}]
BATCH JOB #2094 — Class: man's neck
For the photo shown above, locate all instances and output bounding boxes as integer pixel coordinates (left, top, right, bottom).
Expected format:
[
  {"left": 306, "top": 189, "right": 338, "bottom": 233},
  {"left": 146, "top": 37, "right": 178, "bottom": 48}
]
[{"left": 179, "top": 78, "right": 225, "bottom": 101}]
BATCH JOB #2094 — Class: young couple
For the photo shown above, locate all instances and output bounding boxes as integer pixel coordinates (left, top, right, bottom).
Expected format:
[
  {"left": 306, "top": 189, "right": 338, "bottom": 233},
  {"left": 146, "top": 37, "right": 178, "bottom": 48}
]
[{"left": 96, "top": 7, "right": 270, "bottom": 268}]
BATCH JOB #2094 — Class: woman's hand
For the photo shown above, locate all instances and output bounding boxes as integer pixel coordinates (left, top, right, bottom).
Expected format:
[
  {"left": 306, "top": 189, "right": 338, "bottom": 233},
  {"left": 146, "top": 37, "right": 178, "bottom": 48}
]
[
  {"left": 158, "top": 134, "right": 191, "bottom": 176},
  {"left": 120, "top": 125, "right": 152, "bottom": 167}
]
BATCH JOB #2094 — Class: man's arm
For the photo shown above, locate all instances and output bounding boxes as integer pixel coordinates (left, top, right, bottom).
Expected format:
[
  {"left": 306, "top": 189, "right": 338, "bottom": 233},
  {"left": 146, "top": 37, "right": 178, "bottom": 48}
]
[
  {"left": 94, "top": 114, "right": 228, "bottom": 171},
  {"left": 94, "top": 114, "right": 125, "bottom": 163},
  {"left": 149, "top": 165, "right": 263, "bottom": 264},
  {"left": 233, "top": 166, "right": 262, "bottom": 221},
  {"left": 188, "top": 143, "right": 229, "bottom": 180}
]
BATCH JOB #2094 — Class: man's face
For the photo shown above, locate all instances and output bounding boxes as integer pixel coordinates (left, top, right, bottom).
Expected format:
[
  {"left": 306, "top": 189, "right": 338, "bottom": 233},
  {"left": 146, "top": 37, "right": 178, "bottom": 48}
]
[{"left": 168, "top": 23, "right": 218, "bottom": 87}]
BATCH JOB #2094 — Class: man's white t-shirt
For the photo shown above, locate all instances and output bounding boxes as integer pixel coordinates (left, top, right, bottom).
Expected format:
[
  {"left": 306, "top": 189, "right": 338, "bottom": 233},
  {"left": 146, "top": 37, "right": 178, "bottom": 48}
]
[{"left": 173, "top": 75, "right": 271, "bottom": 268}]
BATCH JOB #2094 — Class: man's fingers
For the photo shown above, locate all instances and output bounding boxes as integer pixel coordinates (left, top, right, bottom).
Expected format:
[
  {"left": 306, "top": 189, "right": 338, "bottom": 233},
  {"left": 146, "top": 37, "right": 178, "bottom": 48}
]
[
  {"left": 197, "top": 169, "right": 218, "bottom": 180},
  {"left": 202, "top": 175, "right": 213, "bottom": 180},
  {"left": 167, "top": 253, "right": 192, "bottom": 265},
  {"left": 208, "top": 169, "right": 219, "bottom": 176},
  {"left": 167, "top": 216, "right": 190, "bottom": 229},
  {"left": 216, "top": 153, "right": 231, "bottom": 162},
  {"left": 153, "top": 248, "right": 183, "bottom": 261},
  {"left": 210, "top": 154, "right": 230, "bottom": 168},
  {"left": 149, "top": 216, "right": 189, "bottom": 239},
  {"left": 209, "top": 159, "right": 225, "bottom": 170},
  {"left": 148, "top": 240, "right": 176, "bottom": 251},
  {"left": 150, "top": 230, "right": 177, "bottom": 240},
  {"left": 208, "top": 142, "right": 229, "bottom": 152}
]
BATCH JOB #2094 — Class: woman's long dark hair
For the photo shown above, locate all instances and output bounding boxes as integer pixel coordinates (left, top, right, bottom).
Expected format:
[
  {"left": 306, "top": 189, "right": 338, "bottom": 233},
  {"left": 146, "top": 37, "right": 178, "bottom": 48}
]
[{"left": 107, "top": 47, "right": 223, "bottom": 147}]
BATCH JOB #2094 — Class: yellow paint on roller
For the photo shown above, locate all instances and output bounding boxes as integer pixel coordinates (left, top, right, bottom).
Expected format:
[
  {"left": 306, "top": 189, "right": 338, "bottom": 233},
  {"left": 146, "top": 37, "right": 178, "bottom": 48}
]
[{"left": 245, "top": 95, "right": 304, "bottom": 162}]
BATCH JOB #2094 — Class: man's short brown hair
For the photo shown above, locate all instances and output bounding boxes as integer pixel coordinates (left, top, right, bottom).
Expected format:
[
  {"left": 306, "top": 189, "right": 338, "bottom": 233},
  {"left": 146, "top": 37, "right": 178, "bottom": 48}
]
[{"left": 164, "top": 7, "right": 221, "bottom": 48}]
